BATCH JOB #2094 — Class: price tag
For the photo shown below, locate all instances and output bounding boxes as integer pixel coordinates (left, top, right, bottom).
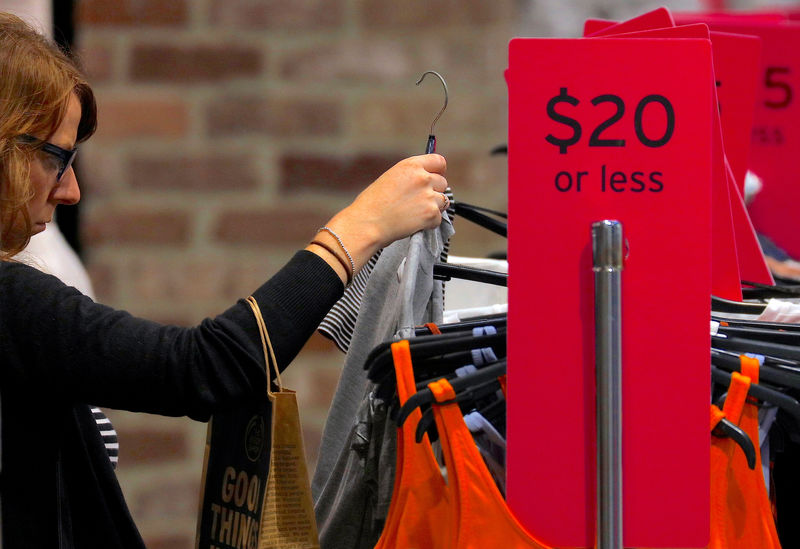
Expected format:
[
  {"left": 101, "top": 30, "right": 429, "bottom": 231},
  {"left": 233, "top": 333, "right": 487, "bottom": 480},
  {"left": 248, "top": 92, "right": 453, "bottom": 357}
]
[
  {"left": 708, "top": 31, "right": 761, "bottom": 191},
  {"left": 585, "top": 7, "right": 674, "bottom": 36},
  {"left": 588, "top": 22, "right": 744, "bottom": 297},
  {"left": 676, "top": 15, "right": 800, "bottom": 259},
  {"left": 584, "top": 18, "right": 617, "bottom": 36},
  {"left": 508, "top": 38, "right": 712, "bottom": 547},
  {"left": 587, "top": 18, "right": 772, "bottom": 288}
]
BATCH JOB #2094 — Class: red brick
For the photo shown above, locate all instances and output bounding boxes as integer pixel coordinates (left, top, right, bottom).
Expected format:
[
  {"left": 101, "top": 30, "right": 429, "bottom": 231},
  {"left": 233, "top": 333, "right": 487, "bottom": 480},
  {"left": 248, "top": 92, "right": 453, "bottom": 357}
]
[
  {"left": 283, "top": 34, "right": 497, "bottom": 87},
  {"left": 279, "top": 39, "right": 413, "bottom": 83},
  {"left": 279, "top": 153, "right": 396, "bottom": 192},
  {"left": 84, "top": 209, "right": 191, "bottom": 246},
  {"left": 223, "top": 257, "right": 280, "bottom": 298},
  {"left": 130, "top": 258, "right": 229, "bottom": 302},
  {"left": 118, "top": 428, "right": 189, "bottom": 465},
  {"left": 75, "top": 42, "right": 114, "bottom": 83},
  {"left": 128, "top": 154, "right": 259, "bottom": 191},
  {"left": 206, "top": 96, "right": 342, "bottom": 137},
  {"left": 77, "top": 0, "right": 188, "bottom": 26},
  {"left": 442, "top": 150, "right": 508, "bottom": 192},
  {"left": 145, "top": 535, "right": 193, "bottom": 549},
  {"left": 213, "top": 209, "right": 330, "bottom": 245},
  {"left": 74, "top": 147, "right": 121, "bottom": 197},
  {"left": 354, "top": 93, "right": 505, "bottom": 138},
  {"left": 95, "top": 97, "right": 189, "bottom": 140},
  {"left": 131, "top": 44, "right": 263, "bottom": 83},
  {"left": 210, "top": 0, "right": 345, "bottom": 30},
  {"left": 359, "top": 0, "right": 512, "bottom": 28},
  {"left": 353, "top": 94, "right": 443, "bottom": 138}
]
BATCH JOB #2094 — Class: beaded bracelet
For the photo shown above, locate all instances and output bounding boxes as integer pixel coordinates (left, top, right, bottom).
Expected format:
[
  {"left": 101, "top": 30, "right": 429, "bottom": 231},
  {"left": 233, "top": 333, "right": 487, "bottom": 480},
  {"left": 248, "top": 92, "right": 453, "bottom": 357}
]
[
  {"left": 317, "top": 226, "right": 356, "bottom": 282},
  {"left": 310, "top": 240, "right": 353, "bottom": 286}
]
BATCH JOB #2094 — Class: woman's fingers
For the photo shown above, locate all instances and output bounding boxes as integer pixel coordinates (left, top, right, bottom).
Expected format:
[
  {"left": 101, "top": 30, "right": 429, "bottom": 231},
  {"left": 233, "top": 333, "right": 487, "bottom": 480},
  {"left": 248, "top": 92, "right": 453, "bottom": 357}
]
[
  {"left": 429, "top": 173, "right": 448, "bottom": 193},
  {"left": 417, "top": 153, "right": 447, "bottom": 175}
]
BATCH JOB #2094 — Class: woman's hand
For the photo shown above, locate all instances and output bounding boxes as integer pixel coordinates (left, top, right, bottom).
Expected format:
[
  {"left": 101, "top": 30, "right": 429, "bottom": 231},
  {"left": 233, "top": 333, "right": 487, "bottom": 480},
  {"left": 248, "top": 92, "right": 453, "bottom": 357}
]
[{"left": 306, "top": 154, "right": 448, "bottom": 285}]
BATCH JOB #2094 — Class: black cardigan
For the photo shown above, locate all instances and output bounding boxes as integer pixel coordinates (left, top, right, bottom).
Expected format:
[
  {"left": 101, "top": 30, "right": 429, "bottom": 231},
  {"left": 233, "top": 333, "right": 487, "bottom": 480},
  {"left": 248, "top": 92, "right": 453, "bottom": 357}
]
[{"left": 0, "top": 250, "right": 343, "bottom": 548}]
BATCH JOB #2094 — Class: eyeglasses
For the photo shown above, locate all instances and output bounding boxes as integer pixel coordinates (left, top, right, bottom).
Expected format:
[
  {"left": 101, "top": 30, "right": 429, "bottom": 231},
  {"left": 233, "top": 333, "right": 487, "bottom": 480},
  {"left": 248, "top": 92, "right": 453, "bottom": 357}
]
[{"left": 18, "top": 134, "right": 78, "bottom": 182}]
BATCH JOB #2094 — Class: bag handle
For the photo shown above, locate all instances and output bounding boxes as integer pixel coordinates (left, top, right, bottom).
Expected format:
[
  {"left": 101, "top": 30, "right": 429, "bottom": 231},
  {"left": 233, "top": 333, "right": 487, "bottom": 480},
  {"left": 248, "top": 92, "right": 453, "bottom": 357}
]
[{"left": 245, "top": 296, "right": 283, "bottom": 395}]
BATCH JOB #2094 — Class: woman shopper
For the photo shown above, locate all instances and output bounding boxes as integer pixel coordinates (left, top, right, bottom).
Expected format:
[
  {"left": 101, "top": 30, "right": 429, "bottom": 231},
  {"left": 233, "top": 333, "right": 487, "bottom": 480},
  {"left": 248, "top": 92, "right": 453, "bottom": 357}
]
[{"left": 0, "top": 12, "right": 449, "bottom": 547}]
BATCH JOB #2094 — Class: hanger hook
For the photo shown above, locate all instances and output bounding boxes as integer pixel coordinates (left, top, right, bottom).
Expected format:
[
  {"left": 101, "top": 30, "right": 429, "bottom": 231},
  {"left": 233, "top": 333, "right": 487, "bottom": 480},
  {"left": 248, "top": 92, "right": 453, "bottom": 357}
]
[{"left": 416, "top": 70, "right": 448, "bottom": 135}]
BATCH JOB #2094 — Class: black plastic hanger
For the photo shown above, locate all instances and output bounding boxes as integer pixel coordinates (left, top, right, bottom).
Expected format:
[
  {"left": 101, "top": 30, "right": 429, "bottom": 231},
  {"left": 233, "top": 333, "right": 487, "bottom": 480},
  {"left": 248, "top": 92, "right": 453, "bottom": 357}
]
[
  {"left": 413, "top": 313, "right": 506, "bottom": 336},
  {"left": 716, "top": 324, "right": 800, "bottom": 347},
  {"left": 396, "top": 361, "right": 506, "bottom": 427},
  {"left": 741, "top": 279, "right": 800, "bottom": 300},
  {"left": 712, "top": 415, "right": 757, "bottom": 469},
  {"left": 711, "top": 349, "right": 800, "bottom": 391},
  {"left": 451, "top": 201, "right": 507, "bottom": 237},
  {"left": 712, "top": 315, "right": 800, "bottom": 333},
  {"left": 711, "top": 295, "right": 766, "bottom": 314},
  {"left": 712, "top": 333, "right": 800, "bottom": 363},
  {"left": 477, "top": 394, "right": 506, "bottom": 436},
  {"left": 711, "top": 366, "right": 800, "bottom": 425},
  {"left": 374, "top": 345, "right": 504, "bottom": 404},
  {"left": 413, "top": 376, "right": 503, "bottom": 443},
  {"left": 432, "top": 263, "right": 507, "bottom": 286},
  {"left": 365, "top": 327, "right": 506, "bottom": 380}
]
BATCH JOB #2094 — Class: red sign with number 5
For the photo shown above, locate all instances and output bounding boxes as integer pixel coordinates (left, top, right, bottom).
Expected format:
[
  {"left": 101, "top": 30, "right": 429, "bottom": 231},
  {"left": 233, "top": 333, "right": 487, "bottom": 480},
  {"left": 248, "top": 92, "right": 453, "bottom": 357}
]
[{"left": 676, "top": 15, "right": 800, "bottom": 259}]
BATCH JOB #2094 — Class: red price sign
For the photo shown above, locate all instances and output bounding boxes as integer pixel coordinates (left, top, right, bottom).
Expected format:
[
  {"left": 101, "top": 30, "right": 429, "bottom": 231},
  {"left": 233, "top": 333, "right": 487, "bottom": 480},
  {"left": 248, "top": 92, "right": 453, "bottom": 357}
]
[
  {"left": 586, "top": 7, "right": 674, "bottom": 36},
  {"left": 508, "top": 38, "right": 713, "bottom": 547},
  {"left": 587, "top": 13, "right": 773, "bottom": 289},
  {"left": 676, "top": 15, "right": 800, "bottom": 259}
]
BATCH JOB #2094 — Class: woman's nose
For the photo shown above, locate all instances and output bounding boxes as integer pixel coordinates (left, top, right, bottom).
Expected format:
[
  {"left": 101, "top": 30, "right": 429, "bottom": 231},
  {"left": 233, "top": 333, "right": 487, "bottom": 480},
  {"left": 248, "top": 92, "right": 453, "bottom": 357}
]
[{"left": 52, "top": 167, "right": 80, "bottom": 205}]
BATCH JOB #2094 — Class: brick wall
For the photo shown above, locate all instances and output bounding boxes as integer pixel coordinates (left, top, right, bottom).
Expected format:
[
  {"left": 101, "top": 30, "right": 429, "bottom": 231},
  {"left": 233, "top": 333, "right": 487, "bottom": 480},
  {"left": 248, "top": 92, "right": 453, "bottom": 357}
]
[
  {"left": 75, "top": 0, "right": 510, "bottom": 546},
  {"left": 76, "top": 0, "right": 800, "bottom": 546}
]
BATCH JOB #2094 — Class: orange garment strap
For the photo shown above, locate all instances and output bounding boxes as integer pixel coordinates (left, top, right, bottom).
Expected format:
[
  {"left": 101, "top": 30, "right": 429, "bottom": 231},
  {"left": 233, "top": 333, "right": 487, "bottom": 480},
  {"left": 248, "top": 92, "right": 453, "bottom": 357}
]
[
  {"left": 735, "top": 356, "right": 782, "bottom": 548},
  {"left": 430, "top": 377, "right": 456, "bottom": 402},
  {"left": 391, "top": 340, "right": 415, "bottom": 404},
  {"left": 709, "top": 365, "right": 782, "bottom": 549},
  {"left": 374, "top": 341, "right": 449, "bottom": 549},
  {"left": 740, "top": 355, "right": 760, "bottom": 385},
  {"left": 722, "top": 371, "right": 751, "bottom": 426},
  {"left": 423, "top": 322, "right": 442, "bottom": 335},
  {"left": 710, "top": 405, "right": 726, "bottom": 432},
  {"left": 429, "top": 378, "right": 551, "bottom": 548}
]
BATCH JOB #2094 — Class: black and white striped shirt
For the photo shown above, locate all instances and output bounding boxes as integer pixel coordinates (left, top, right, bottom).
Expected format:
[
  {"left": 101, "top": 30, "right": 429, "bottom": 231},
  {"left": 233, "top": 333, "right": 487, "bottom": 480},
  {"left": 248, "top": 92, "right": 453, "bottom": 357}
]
[{"left": 90, "top": 407, "right": 118, "bottom": 469}]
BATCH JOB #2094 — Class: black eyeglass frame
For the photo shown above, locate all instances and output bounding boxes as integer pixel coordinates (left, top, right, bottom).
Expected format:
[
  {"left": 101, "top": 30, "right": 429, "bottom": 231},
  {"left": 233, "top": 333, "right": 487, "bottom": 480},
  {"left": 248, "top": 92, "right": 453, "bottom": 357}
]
[{"left": 18, "top": 134, "right": 78, "bottom": 182}]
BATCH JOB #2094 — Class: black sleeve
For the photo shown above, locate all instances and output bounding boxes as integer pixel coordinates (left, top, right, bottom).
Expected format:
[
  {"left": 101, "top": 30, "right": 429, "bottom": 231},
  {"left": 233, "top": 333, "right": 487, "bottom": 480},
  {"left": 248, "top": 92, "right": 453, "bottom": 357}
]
[{"left": 0, "top": 250, "right": 343, "bottom": 421}]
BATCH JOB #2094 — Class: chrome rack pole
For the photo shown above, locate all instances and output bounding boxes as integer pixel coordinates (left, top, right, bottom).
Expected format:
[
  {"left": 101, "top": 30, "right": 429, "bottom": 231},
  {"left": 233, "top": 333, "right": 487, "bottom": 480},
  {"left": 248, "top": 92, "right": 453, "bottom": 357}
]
[{"left": 592, "top": 220, "right": 624, "bottom": 549}]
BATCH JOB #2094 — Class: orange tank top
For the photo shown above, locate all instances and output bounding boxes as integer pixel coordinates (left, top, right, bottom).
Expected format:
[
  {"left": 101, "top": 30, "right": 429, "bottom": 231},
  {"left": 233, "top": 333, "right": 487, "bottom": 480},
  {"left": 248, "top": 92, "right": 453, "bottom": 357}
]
[
  {"left": 372, "top": 340, "right": 450, "bottom": 549},
  {"left": 428, "top": 377, "right": 552, "bottom": 548},
  {"left": 708, "top": 358, "right": 781, "bottom": 549}
]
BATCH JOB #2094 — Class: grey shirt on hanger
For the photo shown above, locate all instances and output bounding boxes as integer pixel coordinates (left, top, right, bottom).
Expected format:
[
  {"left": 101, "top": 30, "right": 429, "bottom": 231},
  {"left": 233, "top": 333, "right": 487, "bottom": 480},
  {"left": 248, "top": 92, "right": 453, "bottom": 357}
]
[{"left": 312, "top": 216, "right": 454, "bottom": 549}]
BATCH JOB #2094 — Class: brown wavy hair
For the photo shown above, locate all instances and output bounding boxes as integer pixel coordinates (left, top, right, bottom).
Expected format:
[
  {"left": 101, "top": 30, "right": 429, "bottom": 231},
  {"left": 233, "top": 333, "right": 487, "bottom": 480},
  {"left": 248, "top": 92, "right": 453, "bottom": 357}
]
[{"left": 0, "top": 12, "right": 97, "bottom": 260}]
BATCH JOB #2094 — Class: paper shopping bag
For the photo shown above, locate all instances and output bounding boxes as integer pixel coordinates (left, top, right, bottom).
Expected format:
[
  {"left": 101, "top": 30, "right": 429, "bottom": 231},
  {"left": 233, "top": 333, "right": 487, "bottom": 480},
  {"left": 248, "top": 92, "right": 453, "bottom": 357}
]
[{"left": 195, "top": 296, "right": 319, "bottom": 549}]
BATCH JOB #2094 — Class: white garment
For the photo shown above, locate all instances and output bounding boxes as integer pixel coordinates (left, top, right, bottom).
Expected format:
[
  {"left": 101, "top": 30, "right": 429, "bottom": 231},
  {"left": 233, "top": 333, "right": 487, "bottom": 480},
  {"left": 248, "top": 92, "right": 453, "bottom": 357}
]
[
  {"left": 19, "top": 222, "right": 96, "bottom": 299},
  {"left": 756, "top": 299, "right": 800, "bottom": 324},
  {"left": 443, "top": 303, "right": 507, "bottom": 325},
  {"left": 443, "top": 255, "right": 507, "bottom": 312},
  {"left": 744, "top": 170, "right": 763, "bottom": 205}
]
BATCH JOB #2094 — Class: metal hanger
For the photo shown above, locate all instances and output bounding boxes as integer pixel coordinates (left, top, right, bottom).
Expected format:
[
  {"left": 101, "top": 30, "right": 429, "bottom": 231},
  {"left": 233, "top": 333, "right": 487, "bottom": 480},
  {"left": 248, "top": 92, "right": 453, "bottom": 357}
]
[{"left": 416, "top": 70, "right": 448, "bottom": 154}]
